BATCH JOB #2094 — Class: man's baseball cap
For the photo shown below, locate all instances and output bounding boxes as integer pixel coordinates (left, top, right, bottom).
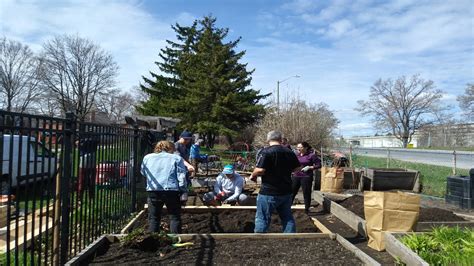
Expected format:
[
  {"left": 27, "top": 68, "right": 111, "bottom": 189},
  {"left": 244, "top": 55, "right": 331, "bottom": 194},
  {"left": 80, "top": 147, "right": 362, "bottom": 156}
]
[
  {"left": 222, "top": 164, "right": 234, "bottom": 174},
  {"left": 180, "top": 130, "right": 193, "bottom": 139}
]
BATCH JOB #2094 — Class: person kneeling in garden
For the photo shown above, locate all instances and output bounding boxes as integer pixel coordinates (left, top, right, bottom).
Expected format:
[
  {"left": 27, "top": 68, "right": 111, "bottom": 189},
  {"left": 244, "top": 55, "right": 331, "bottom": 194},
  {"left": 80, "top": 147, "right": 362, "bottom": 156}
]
[
  {"left": 203, "top": 164, "right": 248, "bottom": 205},
  {"left": 141, "top": 141, "right": 188, "bottom": 233}
]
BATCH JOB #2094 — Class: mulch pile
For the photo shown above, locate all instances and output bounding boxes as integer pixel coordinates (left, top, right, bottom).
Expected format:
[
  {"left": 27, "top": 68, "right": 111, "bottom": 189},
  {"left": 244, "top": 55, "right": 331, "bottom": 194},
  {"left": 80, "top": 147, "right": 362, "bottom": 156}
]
[
  {"left": 339, "top": 195, "right": 466, "bottom": 222},
  {"left": 89, "top": 237, "right": 362, "bottom": 265},
  {"left": 130, "top": 209, "right": 319, "bottom": 233}
]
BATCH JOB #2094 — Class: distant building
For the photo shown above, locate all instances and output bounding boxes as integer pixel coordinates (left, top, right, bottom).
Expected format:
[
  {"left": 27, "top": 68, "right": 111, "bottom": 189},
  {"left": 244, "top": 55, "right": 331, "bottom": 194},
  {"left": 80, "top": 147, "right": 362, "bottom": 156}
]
[
  {"left": 347, "top": 123, "right": 474, "bottom": 148},
  {"left": 347, "top": 135, "right": 419, "bottom": 148},
  {"left": 417, "top": 123, "right": 474, "bottom": 147}
]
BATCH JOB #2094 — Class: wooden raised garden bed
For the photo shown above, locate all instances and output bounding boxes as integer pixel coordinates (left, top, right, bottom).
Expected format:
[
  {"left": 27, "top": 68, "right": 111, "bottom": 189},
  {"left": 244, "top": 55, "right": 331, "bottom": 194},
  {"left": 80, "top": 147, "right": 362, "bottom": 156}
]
[
  {"left": 314, "top": 168, "right": 363, "bottom": 190},
  {"left": 313, "top": 191, "right": 474, "bottom": 237},
  {"left": 123, "top": 206, "right": 321, "bottom": 234},
  {"left": 383, "top": 232, "right": 428, "bottom": 266},
  {"left": 66, "top": 233, "right": 380, "bottom": 265},
  {"left": 361, "top": 168, "right": 420, "bottom": 192}
]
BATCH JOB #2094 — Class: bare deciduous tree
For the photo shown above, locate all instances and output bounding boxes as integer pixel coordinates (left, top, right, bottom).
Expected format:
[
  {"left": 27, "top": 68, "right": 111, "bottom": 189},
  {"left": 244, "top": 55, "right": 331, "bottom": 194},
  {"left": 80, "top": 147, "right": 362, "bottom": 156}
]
[
  {"left": 96, "top": 88, "right": 137, "bottom": 122},
  {"left": 356, "top": 75, "right": 444, "bottom": 148},
  {"left": 0, "top": 37, "right": 43, "bottom": 112},
  {"left": 40, "top": 35, "right": 118, "bottom": 120},
  {"left": 36, "top": 89, "right": 63, "bottom": 117},
  {"left": 255, "top": 97, "right": 339, "bottom": 148},
  {"left": 457, "top": 83, "right": 474, "bottom": 121}
]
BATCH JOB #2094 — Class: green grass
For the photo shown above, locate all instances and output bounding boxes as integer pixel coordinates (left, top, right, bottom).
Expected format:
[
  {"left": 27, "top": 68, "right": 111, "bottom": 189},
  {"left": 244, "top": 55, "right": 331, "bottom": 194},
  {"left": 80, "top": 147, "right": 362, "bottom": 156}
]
[
  {"left": 351, "top": 155, "right": 469, "bottom": 197},
  {"left": 400, "top": 227, "right": 474, "bottom": 265},
  {"left": 0, "top": 251, "right": 39, "bottom": 266}
]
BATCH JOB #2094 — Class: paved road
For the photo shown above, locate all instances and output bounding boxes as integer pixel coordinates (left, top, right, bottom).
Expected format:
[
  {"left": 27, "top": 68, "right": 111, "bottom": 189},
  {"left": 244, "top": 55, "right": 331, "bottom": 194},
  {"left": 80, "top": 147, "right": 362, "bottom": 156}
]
[{"left": 338, "top": 147, "right": 474, "bottom": 170}]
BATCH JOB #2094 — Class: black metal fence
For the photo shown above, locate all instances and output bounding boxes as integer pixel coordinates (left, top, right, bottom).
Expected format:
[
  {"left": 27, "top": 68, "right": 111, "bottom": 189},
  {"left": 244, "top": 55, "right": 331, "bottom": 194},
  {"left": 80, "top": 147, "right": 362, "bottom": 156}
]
[{"left": 0, "top": 110, "right": 152, "bottom": 265}]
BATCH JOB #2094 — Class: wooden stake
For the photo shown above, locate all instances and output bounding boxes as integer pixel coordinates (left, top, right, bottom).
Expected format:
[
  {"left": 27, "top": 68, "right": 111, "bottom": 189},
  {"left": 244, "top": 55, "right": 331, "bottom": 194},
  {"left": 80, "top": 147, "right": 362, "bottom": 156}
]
[{"left": 452, "top": 150, "right": 457, "bottom": 176}]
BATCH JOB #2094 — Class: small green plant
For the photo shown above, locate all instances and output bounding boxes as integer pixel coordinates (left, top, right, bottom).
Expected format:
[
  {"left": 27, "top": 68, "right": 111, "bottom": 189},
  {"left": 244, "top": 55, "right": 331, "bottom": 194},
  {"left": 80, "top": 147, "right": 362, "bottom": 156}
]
[
  {"left": 121, "top": 228, "right": 176, "bottom": 252},
  {"left": 400, "top": 226, "right": 474, "bottom": 265}
]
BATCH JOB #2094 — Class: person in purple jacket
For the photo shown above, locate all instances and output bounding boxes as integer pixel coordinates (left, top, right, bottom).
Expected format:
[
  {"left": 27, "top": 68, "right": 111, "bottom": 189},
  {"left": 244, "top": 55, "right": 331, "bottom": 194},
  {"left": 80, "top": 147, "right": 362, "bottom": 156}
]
[{"left": 292, "top": 141, "right": 321, "bottom": 213}]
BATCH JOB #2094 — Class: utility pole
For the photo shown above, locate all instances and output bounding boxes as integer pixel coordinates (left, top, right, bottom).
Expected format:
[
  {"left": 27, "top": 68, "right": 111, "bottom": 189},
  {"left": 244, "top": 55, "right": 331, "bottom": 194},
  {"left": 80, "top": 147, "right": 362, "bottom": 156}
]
[{"left": 276, "top": 75, "right": 300, "bottom": 110}]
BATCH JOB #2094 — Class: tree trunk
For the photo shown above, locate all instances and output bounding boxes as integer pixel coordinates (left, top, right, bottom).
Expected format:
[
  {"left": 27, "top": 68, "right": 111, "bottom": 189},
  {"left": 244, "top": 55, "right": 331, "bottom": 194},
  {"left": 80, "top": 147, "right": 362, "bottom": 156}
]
[
  {"left": 226, "top": 134, "right": 234, "bottom": 146},
  {"left": 207, "top": 132, "right": 214, "bottom": 148},
  {"left": 402, "top": 137, "right": 409, "bottom": 148}
]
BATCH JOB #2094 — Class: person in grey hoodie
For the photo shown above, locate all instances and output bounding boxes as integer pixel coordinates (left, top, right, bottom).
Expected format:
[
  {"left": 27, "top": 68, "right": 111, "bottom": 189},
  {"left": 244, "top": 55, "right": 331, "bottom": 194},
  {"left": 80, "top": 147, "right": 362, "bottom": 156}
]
[
  {"left": 141, "top": 141, "right": 188, "bottom": 233},
  {"left": 203, "top": 164, "right": 248, "bottom": 205}
]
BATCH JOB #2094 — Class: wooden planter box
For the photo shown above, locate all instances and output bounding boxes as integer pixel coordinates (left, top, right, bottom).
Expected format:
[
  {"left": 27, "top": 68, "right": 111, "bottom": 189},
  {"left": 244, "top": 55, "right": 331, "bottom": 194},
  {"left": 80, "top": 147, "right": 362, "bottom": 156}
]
[
  {"left": 314, "top": 168, "right": 363, "bottom": 190},
  {"left": 362, "top": 168, "right": 420, "bottom": 192},
  {"left": 343, "top": 168, "right": 362, "bottom": 189},
  {"left": 313, "top": 191, "right": 368, "bottom": 237},
  {"left": 121, "top": 205, "right": 318, "bottom": 234},
  {"left": 383, "top": 232, "right": 429, "bottom": 266},
  {"left": 66, "top": 233, "right": 380, "bottom": 266},
  {"left": 312, "top": 191, "right": 474, "bottom": 238}
]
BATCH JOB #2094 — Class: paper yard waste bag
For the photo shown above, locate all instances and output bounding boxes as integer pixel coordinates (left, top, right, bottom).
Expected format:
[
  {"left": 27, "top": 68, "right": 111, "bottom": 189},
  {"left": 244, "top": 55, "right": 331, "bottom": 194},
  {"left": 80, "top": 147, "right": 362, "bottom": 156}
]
[
  {"left": 320, "top": 167, "right": 344, "bottom": 193},
  {"left": 364, "top": 191, "right": 420, "bottom": 251}
]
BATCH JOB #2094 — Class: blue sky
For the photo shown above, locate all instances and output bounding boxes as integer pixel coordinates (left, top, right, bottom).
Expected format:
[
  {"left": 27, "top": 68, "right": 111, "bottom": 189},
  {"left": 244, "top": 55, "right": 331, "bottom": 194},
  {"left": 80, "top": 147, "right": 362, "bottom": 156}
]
[{"left": 1, "top": 0, "right": 473, "bottom": 137}]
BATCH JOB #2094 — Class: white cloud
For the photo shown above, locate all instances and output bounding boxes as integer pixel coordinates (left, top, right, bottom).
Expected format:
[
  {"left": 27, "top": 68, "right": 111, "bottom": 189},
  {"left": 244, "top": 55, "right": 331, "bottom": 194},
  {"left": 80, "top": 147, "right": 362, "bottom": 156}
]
[
  {"left": 339, "top": 122, "right": 372, "bottom": 131},
  {"left": 0, "top": 0, "right": 178, "bottom": 89},
  {"left": 176, "top": 12, "right": 197, "bottom": 25},
  {"left": 326, "top": 19, "right": 353, "bottom": 38}
]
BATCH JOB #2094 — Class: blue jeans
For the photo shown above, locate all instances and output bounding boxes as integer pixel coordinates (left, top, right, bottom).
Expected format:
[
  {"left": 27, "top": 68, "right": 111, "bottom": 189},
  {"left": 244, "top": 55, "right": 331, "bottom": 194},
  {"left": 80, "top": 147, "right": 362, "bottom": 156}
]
[{"left": 254, "top": 194, "right": 296, "bottom": 233}]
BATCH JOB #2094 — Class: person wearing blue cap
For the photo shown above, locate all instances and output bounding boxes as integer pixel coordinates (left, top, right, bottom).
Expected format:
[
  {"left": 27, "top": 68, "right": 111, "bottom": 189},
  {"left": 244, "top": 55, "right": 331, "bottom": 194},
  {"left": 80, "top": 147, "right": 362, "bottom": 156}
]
[
  {"left": 174, "top": 130, "right": 195, "bottom": 177},
  {"left": 203, "top": 164, "right": 248, "bottom": 205}
]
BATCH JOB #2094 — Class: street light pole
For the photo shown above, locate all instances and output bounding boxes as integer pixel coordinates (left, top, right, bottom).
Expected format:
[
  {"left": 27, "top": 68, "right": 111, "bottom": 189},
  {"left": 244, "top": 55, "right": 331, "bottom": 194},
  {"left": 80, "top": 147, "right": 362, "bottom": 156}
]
[{"left": 276, "top": 75, "right": 300, "bottom": 110}]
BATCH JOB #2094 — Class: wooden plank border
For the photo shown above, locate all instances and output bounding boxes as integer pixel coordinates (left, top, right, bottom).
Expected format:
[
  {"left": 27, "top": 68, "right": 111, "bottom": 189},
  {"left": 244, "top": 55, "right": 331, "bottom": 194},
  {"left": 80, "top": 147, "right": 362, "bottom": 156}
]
[
  {"left": 383, "top": 232, "right": 429, "bottom": 266},
  {"left": 313, "top": 191, "right": 474, "bottom": 235},
  {"left": 122, "top": 205, "right": 309, "bottom": 233},
  {"left": 335, "top": 234, "right": 380, "bottom": 266},
  {"left": 66, "top": 233, "right": 379, "bottom": 265},
  {"left": 311, "top": 217, "right": 332, "bottom": 234},
  {"left": 65, "top": 234, "right": 111, "bottom": 266},
  {"left": 120, "top": 209, "right": 146, "bottom": 234},
  {"left": 313, "top": 191, "right": 367, "bottom": 237}
]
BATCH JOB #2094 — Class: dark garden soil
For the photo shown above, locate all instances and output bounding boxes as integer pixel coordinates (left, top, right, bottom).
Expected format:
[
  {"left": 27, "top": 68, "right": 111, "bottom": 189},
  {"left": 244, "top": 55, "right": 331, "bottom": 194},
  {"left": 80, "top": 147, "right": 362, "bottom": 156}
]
[
  {"left": 339, "top": 195, "right": 466, "bottom": 222},
  {"left": 309, "top": 205, "right": 396, "bottom": 265},
  {"left": 88, "top": 237, "right": 363, "bottom": 265},
  {"left": 130, "top": 209, "right": 319, "bottom": 233},
  {"left": 186, "top": 194, "right": 257, "bottom": 206}
]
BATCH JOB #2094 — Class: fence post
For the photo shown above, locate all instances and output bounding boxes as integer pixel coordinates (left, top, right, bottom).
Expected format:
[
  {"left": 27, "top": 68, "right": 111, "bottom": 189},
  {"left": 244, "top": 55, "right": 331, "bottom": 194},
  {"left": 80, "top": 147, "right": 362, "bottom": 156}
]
[
  {"left": 349, "top": 145, "right": 353, "bottom": 168},
  {"left": 131, "top": 125, "right": 139, "bottom": 212},
  {"left": 386, "top": 148, "right": 391, "bottom": 168},
  {"left": 60, "top": 112, "right": 74, "bottom": 264},
  {"left": 452, "top": 150, "right": 457, "bottom": 176}
]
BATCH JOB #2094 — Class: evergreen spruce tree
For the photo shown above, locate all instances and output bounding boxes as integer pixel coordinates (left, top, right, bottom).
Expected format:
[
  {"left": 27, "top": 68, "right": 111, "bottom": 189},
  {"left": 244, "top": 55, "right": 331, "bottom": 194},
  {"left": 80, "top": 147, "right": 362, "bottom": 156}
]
[
  {"left": 138, "top": 22, "right": 198, "bottom": 116},
  {"left": 139, "top": 16, "right": 267, "bottom": 146}
]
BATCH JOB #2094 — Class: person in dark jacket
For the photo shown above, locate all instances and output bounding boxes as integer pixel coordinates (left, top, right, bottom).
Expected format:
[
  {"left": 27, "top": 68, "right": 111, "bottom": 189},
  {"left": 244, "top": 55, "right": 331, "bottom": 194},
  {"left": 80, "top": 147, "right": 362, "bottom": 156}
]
[{"left": 250, "top": 130, "right": 301, "bottom": 233}]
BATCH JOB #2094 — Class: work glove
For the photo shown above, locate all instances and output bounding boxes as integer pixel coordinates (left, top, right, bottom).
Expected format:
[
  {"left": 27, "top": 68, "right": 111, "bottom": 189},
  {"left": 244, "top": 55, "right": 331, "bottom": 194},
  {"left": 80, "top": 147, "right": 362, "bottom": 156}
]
[
  {"left": 250, "top": 175, "right": 257, "bottom": 182},
  {"left": 215, "top": 191, "right": 226, "bottom": 201},
  {"left": 302, "top": 166, "right": 311, "bottom": 172}
]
